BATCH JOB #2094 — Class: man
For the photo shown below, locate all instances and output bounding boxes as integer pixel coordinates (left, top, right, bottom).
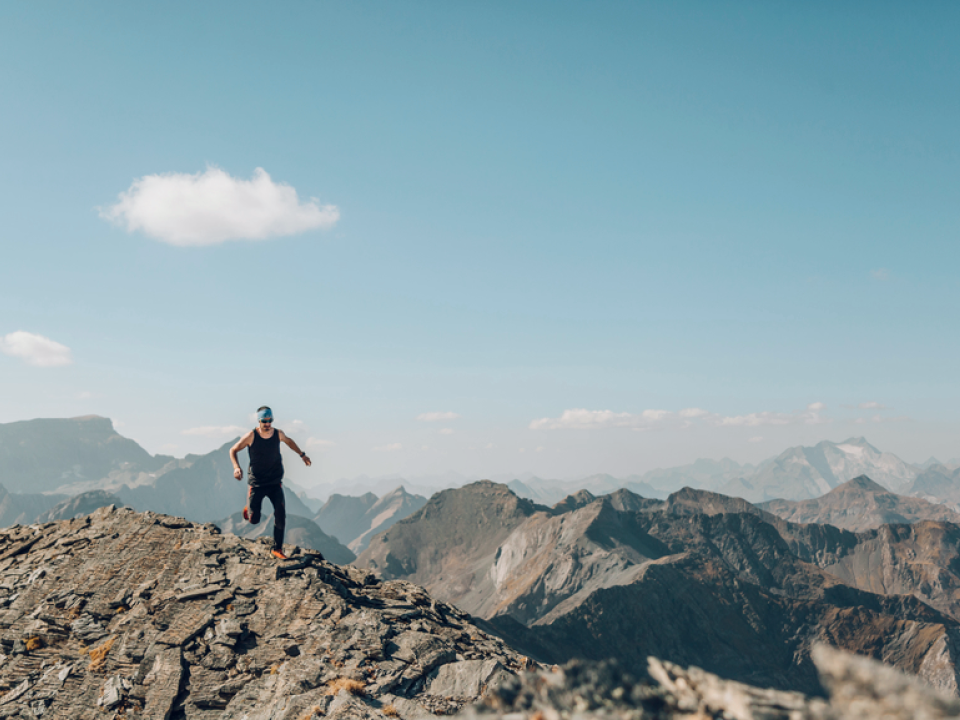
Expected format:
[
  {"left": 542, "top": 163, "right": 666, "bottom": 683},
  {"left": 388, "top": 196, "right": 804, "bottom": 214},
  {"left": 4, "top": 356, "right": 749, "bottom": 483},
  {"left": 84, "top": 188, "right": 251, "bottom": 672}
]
[{"left": 229, "top": 406, "right": 311, "bottom": 560}]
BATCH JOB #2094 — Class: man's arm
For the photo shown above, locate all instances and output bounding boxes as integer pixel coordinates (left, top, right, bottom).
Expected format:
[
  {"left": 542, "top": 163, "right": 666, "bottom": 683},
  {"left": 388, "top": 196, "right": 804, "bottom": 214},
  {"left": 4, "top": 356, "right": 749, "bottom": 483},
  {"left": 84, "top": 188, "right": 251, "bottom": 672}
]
[
  {"left": 229, "top": 431, "right": 255, "bottom": 480},
  {"left": 278, "top": 430, "right": 312, "bottom": 467}
]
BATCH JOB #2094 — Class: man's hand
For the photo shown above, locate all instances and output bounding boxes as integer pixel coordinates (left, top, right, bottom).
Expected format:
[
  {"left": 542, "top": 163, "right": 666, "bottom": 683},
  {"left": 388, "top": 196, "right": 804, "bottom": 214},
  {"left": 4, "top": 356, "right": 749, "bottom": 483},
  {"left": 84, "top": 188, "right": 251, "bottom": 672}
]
[
  {"left": 302, "top": 455, "right": 312, "bottom": 467},
  {"left": 233, "top": 468, "right": 243, "bottom": 481}
]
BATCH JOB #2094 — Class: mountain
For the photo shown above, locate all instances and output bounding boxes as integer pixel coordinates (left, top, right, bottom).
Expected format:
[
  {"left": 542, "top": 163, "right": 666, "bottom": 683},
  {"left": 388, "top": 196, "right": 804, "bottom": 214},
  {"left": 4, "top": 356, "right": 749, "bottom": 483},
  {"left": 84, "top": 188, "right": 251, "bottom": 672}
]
[
  {"left": 721, "top": 437, "right": 920, "bottom": 502},
  {"left": 35, "top": 489, "right": 124, "bottom": 522},
  {"left": 0, "top": 505, "right": 527, "bottom": 719},
  {"left": 0, "top": 415, "right": 177, "bottom": 494},
  {"left": 358, "top": 481, "right": 960, "bottom": 694},
  {"left": 312, "top": 487, "right": 428, "bottom": 554},
  {"left": 0, "top": 483, "right": 65, "bottom": 527},
  {"left": 343, "top": 487, "right": 429, "bottom": 553},
  {"left": 217, "top": 510, "right": 356, "bottom": 564},
  {"left": 508, "top": 474, "right": 666, "bottom": 506},
  {"left": 758, "top": 475, "right": 960, "bottom": 531},
  {"left": 905, "top": 464, "right": 960, "bottom": 510},
  {"left": 313, "top": 492, "right": 378, "bottom": 545},
  {"left": 638, "top": 457, "right": 752, "bottom": 493}
]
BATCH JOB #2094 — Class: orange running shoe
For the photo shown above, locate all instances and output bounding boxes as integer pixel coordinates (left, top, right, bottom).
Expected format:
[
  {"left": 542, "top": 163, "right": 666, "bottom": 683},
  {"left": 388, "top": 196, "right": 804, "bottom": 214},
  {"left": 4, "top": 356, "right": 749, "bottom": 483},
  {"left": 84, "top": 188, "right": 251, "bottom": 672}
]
[
  {"left": 242, "top": 507, "right": 250, "bottom": 521},
  {"left": 271, "top": 549, "right": 288, "bottom": 560}
]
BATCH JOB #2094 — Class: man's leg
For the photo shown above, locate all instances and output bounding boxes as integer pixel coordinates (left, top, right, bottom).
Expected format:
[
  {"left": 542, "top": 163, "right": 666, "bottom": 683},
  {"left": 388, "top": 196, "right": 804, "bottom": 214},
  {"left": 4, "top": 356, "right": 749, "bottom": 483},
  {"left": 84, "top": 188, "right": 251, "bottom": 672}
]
[
  {"left": 248, "top": 486, "right": 266, "bottom": 524},
  {"left": 266, "top": 484, "right": 286, "bottom": 551}
]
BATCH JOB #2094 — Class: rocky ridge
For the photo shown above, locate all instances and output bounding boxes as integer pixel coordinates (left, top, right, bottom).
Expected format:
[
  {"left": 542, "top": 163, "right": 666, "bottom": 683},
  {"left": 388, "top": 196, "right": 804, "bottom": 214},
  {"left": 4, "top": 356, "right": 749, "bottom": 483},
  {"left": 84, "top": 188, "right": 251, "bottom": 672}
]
[
  {"left": 0, "top": 505, "right": 529, "bottom": 719},
  {"left": 359, "top": 481, "right": 960, "bottom": 695}
]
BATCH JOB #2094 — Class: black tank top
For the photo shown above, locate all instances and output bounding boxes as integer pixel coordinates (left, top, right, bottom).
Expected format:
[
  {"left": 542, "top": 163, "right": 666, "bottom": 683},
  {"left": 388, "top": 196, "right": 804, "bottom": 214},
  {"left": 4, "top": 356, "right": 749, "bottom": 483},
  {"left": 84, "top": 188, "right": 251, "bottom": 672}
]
[{"left": 248, "top": 429, "right": 283, "bottom": 486}]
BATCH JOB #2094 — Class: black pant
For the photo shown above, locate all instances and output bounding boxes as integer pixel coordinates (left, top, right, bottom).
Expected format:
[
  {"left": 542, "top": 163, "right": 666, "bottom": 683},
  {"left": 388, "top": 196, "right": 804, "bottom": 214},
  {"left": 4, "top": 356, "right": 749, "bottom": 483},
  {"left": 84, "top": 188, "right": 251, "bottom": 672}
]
[{"left": 248, "top": 483, "right": 286, "bottom": 550}]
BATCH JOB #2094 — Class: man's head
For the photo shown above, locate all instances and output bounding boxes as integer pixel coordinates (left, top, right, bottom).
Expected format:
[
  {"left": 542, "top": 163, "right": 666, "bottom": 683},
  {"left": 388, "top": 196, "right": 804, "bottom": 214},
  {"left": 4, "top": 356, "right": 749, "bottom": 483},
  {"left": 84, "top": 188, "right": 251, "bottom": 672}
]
[{"left": 257, "top": 406, "right": 273, "bottom": 427}]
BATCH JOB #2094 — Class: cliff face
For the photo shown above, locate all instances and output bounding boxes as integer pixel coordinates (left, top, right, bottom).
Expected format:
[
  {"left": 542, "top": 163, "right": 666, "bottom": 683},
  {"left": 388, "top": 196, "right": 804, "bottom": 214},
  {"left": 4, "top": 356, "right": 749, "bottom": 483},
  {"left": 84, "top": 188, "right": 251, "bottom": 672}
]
[
  {"left": 358, "top": 483, "right": 960, "bottom": 695},
  {"left": 0, "top": 506, "right": 528, "bottom": 720}
]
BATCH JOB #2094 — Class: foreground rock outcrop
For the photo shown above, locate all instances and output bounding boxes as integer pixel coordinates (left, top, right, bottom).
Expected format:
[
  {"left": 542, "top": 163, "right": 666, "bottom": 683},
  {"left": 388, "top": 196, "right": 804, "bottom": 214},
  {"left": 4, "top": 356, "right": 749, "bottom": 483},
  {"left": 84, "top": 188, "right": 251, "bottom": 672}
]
[
  {"left": 459, "top": 644, "right": 960, "bottom": 719},
  {"left": 0, "top": 506, "right": 528, "bottom": 719}
]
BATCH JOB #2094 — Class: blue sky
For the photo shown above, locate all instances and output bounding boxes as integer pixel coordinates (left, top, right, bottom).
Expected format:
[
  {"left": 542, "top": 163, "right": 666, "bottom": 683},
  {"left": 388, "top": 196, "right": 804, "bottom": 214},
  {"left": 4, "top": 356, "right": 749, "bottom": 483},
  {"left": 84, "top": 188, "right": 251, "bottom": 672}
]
[{"left": 2, "top": 2, "right": 959, "bottom": 484}]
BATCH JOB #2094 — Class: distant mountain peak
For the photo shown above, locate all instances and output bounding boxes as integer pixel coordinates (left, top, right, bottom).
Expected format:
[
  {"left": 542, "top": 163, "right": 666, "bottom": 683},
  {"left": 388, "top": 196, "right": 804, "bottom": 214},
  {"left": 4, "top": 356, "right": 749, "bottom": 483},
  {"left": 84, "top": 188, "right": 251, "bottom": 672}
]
[{"left": 834, "top": 475, "right": 890, "bottom": 493}]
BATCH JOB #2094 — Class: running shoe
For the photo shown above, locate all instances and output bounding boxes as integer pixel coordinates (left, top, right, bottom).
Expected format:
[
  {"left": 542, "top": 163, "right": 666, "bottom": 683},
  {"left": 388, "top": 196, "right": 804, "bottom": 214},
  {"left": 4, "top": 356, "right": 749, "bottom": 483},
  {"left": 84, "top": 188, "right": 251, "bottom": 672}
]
[
  {"left": 271, "top": 548, "right": 288, "bottom": 560},
  {"left": 242, "top": 507, "right": 250, "bottom": 521}
]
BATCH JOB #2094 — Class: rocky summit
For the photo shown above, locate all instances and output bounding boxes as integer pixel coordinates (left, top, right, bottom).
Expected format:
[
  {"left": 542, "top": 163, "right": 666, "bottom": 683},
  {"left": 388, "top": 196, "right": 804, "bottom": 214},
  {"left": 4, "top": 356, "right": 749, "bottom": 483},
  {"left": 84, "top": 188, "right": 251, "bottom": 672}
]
[{"left": 0, "top": 505, "right": 528, "bottom": 719}]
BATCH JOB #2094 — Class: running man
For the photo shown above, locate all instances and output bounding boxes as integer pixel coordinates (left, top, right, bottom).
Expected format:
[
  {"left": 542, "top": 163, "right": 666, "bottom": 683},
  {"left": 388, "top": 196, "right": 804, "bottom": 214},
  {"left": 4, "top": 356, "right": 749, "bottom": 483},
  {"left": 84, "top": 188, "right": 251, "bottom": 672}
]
[{"left": 229, "top": 406, "right": 311, "bottom": 560}]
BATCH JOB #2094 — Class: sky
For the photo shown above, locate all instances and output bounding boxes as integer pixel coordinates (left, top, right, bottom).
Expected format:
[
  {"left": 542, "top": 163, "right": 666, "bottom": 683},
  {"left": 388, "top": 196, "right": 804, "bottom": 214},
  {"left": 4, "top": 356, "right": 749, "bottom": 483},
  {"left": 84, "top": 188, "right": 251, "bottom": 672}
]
[{"left": 2, "top": 2, "right": 959, "bottom": 486}]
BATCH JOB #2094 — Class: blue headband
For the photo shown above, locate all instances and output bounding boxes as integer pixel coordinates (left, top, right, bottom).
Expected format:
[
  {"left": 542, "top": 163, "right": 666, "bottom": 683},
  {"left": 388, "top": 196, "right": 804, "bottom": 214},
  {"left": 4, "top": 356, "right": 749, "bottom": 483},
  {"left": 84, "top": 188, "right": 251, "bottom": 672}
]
[{"left": 257, "top": 408, "right": 273, "bottom": 421}]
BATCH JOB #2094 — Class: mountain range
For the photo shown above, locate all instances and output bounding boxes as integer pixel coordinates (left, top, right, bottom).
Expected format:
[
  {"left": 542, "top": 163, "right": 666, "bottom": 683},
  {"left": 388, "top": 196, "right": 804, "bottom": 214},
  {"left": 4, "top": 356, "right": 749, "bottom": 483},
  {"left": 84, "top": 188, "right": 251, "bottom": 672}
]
[{"left": 357, "top": 480, "right": 960, "bottom": 694}]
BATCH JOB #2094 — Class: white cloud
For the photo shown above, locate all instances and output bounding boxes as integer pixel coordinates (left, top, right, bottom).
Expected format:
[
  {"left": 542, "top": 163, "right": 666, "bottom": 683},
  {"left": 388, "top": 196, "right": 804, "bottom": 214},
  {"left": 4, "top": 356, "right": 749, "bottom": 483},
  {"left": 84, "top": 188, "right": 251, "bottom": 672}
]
[
  {"left": 99, "top": 167, "right": 339, "bottom": 246},
  {"left": 530, "top": 409, "right": 639, "bottom": 430},
  {"left": 0, "top": 331, "right": 72, "bottom": 367},
  {"left": 182, "top": 425, "right": 246, "bottom": 438},
  {"left": 858, "top": 401, "right": 887, "bottom": 410},
  {"left": 374, "top": 443, "right": 402, "bottom": 452},
  {"left": 535, "top": 446, "right": 544, "bottom": 452},
  {"left": 438, "top": 428, "right": 455, "bottom": 435},
  {"left": 871, "top": 268, "right": 890, "bottom": 281},
  {"left": 417, "top": 411, "right": 461, "bottom": 422},
  {"left": 532, "top": 402, "right": 831, "bottom": 430},
  {"left": 306, "top": 438, "right": 335, "bottom": 450}
]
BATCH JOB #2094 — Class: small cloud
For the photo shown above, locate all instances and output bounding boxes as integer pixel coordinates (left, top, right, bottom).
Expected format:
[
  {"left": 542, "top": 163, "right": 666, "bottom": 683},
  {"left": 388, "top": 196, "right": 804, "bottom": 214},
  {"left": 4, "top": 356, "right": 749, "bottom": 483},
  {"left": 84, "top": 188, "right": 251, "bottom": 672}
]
[
  {"left": 99, "top": 166, "right": 339, "bottom": 246},
  {"left": 679, "top": 408, "right": 709, "bottom": 418},
  {"left": 853, "top": 417, "right": 867, "bottom": 425},
  {"left": 438, "top": 428, "right": 455, "bottom": 435},
  {"left": 807, "top": 402, "right": 826, "bottom": 411},
  {"left": 530, "top": 409, "right": 642, "bottom": 430},
  {"left": 535, "top": 446, "right": 544, "bottom": 452},
  {"left": 417, "top": 411, "right": 461, "bottom": 422},
  {"left": 871, "top": 268, "right": 889, "bottom": 281},
  {"left": 374, "top": 442, "right": 402, "bottom": 452},
  {"left": 484, "top": 443, "right": 494, "bottom": 450},
  {"left": 306, "top": 438, "right": 335, "bottom": 450},
  {"left": 748, "top": 436, "right": 764, "bottom": 443},
  {"left": 858, "top": 401, "right": 887, "bottom": 410},
  {"left": 182, "top": 425, "right": 247, "bottom": 438},
  {"left": 0, "top": 331, "right": 72, "bottom": 367}
]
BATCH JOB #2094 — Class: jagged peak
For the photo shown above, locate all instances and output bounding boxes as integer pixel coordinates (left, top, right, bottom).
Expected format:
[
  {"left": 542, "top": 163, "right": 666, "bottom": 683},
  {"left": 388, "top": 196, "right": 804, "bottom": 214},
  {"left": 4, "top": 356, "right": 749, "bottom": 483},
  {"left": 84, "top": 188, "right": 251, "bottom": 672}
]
[{"left": 552, "top": 489, "right": 597, "bottom": 513}]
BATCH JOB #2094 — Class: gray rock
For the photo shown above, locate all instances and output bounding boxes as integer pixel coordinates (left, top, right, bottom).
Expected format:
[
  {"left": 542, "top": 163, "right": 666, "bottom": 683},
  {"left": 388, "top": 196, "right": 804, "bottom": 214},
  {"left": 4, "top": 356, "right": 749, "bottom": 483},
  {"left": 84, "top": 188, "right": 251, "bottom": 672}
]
[{"left": 426, "top": 659, "right": 510, "bottom": 697}]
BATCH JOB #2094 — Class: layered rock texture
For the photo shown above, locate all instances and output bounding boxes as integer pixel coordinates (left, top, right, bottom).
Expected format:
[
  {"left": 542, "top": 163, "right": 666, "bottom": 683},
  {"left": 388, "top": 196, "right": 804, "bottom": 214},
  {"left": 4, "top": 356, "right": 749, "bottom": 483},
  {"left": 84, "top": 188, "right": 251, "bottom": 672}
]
[
  {"left": 461, "top": 644, "right": 960, "bottom": 720},
  {"left": 358, "top": 481, "right": 960, "bottom": 695},
  {"left": 0, "top": 505, "right": 528, "bottom": 719},
  {"left": 759, "top": 475, "right": 960, "bottom": 531}
]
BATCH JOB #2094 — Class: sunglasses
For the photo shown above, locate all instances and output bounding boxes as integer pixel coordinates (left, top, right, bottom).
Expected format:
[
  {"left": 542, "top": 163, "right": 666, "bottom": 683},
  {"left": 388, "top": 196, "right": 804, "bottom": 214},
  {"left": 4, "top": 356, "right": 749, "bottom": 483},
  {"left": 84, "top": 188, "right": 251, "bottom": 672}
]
[{"left": 260, "top": 419, "right": 273, "bottom": 424}]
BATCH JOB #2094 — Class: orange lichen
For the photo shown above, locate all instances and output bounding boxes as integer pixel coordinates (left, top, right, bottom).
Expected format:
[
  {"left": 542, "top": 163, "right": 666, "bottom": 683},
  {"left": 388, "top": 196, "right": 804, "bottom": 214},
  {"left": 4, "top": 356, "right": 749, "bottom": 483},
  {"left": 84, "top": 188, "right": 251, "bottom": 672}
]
[
  {"left": 88, "top": 636, "right": 117, "bottom": 671},
  {"left": 325, "top": 678, "right": 366, "bottom": 696}
]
